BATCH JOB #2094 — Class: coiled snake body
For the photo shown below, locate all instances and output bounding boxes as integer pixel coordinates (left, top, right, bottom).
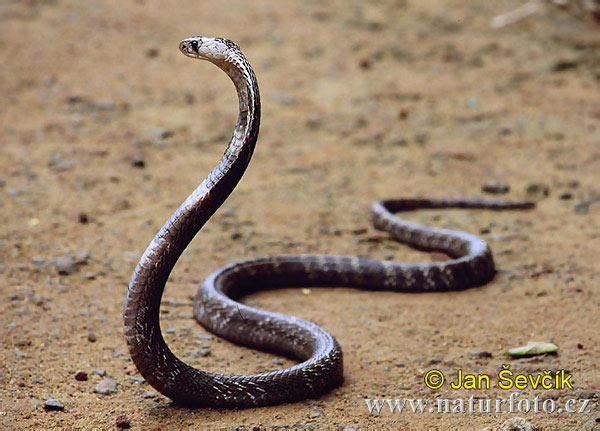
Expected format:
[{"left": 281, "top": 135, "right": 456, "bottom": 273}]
[{"left": 123, "top": 37, "right": 534, "bottom": 407}]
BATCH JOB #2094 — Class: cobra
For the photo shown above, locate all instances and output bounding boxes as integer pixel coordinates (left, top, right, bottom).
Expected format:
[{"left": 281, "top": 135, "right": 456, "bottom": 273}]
[{"left": 123, "top": 36, "right": 534, "bottom": 407}]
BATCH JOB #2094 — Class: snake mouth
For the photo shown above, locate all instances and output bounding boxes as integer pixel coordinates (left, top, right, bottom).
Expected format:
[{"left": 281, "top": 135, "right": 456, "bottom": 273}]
[{"left": 179, "top": 39, "right": 198, "bottom": 57}]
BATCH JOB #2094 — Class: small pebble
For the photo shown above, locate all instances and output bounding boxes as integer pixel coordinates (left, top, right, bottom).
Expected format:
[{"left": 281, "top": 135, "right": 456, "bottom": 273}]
[
  {"left": 44, "top": 398, "right": 64, "bottom": 411},
  {"left": 32, "top": 257, "right": 45, "bottom": 267},
  {"left": 482, "top": 182, "right": 510, "bottom": 194},
  {"left": 131, "top": 376, "right": 145, "bottom": 384},
  {"left": 115, "top": 414, "right": 131, "bottom": 429},
  {"left": 75, "top": 250, "right": 90, "bottom": 265},
  {"left": 188, "top": 348, "right": 211, "bottom": 358},
  {"left": 75, "top": 371, "right": 88, "bottom": 381},
  {"left": 32, "top": 376, "right": 44, "bottom": 384},
  {"left": 165, "top": 327, "right": 176, "bottom": 334},
  {"left": 500, "top": 416, "right": 533, "bottom": 431},
  {"left": 14, "top": 348, "right": 24, "bottom": 357},
  {"left": 558, "top": 191, "right": 573, "bottom": 200},
  {"left": 309, "top": 412, "right": 322, "bottom": 418},
  {"left": 361, "top": 360, "right": 371, "bottom": 366},
  {"left": 94, "top": 378, "right": 118, "bottom": 395},
  {"left": 55, "top": 256, "right": 77, "bottom": 275},
  {"left": 525, "top": 183, "right": 550, "bottom": 198},
  {"left": 574, "top": 199, "right": 596, "bottom": 214},
  {"left": 142, "top": 391, "right": 156, "bottom": 399},
  {"left": 87, "top": 332, "right": 97, "bottom": 343},
  {"left": 468, "top": 350, "right": 492, "bottom": 359},
  {"left": 359, "top": 58, "right": 372, "bottom": 69},
  {"left": 92, "top": 369, "right": 106, "bottom": 377},
  {"left": 78, "top": 213, "right": 89, "bottom": 224},
  {"left": 131, "top": 155, "right": 146, "bottom": 168},
  {"left": 552, "top": 60, "right": 578, "bottom": 72}
]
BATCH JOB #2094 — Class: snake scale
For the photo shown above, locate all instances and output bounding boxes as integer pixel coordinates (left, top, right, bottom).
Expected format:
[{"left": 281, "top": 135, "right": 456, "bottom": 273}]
[{"left": 123, "top": 36, "right": 535, "bottom": 408}]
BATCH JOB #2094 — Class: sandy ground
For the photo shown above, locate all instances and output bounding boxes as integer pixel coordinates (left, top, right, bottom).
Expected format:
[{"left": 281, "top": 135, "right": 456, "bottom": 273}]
[{"left": 1, "top": 0, "right": 600, "bottom": 429}]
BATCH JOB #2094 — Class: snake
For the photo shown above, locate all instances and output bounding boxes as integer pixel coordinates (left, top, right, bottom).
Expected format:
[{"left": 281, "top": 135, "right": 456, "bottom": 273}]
[{"left": 123, "top": 36, "right": 535, "bottom": 408}]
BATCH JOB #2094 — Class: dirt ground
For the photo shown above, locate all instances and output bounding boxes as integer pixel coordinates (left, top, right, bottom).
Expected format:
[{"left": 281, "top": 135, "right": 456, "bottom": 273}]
[{"left": 1, "top": 0, "right": 599, "bottom": 429}]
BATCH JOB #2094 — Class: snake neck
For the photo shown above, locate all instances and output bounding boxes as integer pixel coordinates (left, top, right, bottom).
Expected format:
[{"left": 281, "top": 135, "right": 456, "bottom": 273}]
[{"left": 124, "top": 47, "right": 260, "bottom": 395}]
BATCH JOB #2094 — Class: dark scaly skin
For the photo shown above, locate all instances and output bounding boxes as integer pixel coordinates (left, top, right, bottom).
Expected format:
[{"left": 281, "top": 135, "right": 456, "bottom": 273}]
[{"left": 123, "top": 37, "right": 535, "bottom": 408}]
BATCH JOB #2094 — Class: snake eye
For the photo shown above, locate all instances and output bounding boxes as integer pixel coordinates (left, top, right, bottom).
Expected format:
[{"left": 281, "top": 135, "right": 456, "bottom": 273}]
[{"left": 191, "top": 40, "right": 199, "bottom": 51}]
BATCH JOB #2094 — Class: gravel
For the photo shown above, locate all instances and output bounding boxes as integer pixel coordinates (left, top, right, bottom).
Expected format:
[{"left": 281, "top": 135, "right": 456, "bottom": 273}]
[
  {"left": 54, "top": 251, "right": 90, "bottom": 275},
  {"left": 115, "top": 414, "right": 131, "bottom": 429},
  {"left": 94, "top": 378, "right": 118, "bottom": 395},
  {"left": 574, "top": 198, "right": 598, "bottom": 214},
  {"left": 525, "top": 182, "right": 550, "bottom": 198},
  {"left": 75, "top": 371, "right": 88, "bottom": 381},
  {"left": 468, "top": 350, "right": 493, "bottom": 359},
  {"left": 482, "top": 181, "right": 510, "bottom": 194},
  {"left": 44, "top": 398, "right": 64, "bottom": 411},
  {"left": 55, "top": 256, "right": 78, "bottom": 275},
  {"left": 500, "top": 416, "right": 534, "bottom": 431},
  {"left": 131, "top": 155, "right": 146, "bottom": 168}
]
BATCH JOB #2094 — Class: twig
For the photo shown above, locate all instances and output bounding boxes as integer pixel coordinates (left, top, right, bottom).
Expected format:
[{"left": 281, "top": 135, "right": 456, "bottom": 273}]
[{"left": 491, "top": 0, "right": 544, "bottom": 28}]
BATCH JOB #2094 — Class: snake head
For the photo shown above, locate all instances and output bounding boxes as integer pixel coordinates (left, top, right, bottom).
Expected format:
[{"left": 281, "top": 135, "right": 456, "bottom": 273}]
[{"left": 179, "top": 36, "right": 238, "bottom": 62}]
